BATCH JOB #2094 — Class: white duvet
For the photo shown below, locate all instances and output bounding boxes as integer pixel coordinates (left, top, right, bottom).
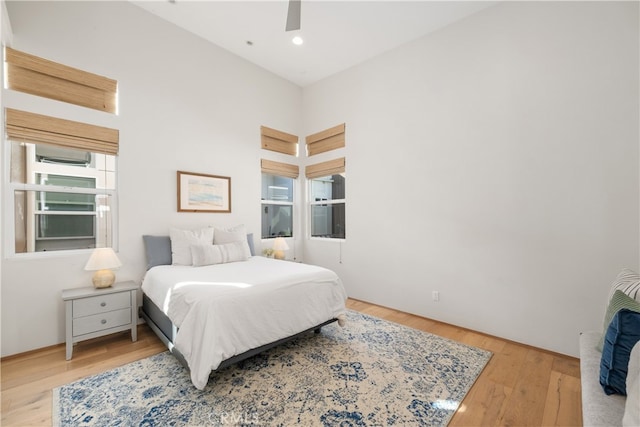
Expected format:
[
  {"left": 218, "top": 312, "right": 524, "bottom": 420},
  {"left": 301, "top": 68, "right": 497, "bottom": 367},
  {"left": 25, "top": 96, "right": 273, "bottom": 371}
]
[{"left": 141, "top": 256, "right": 347, "bottom": 390}]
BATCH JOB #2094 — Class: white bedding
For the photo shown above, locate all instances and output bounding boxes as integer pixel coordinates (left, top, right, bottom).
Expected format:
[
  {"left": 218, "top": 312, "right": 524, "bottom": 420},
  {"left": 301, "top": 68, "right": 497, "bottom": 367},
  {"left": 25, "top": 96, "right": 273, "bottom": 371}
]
[{"left": 141, "top": 256, "right": 347, "bottom": 390}]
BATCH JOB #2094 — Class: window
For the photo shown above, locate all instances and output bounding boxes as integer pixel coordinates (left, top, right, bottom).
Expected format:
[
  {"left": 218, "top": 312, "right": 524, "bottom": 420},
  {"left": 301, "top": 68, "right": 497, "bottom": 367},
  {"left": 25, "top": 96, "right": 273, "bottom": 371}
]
[
  {"left": 260, "top": 159, "right": 298, "bottom": 240},
  {"left": 306, "top": 158, "right": 346, "bottom": 240},
  {"left": 261, "top": 174, "right": 294, "bottom": 239},
  {"left": 5, "top": 109, "right": 119, "bottom": 255},
  {"left": 8, "top": 141, "right": 117, "bottom": 253},
  {"left": 309, "top": 174, "right": 345, "bottom": 239}
]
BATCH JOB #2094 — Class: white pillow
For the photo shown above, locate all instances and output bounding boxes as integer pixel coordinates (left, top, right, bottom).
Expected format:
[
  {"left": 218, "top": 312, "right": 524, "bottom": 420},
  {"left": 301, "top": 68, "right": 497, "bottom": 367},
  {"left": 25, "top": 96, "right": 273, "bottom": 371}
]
[
  {"left": 609, "top": 268, "right": 640, "bottom": 303},
  {"left": 213, "top": 224, "right": 251, "bottom": 259},
  {"left": 169, "top": 227, "right": 214, "bottom": 265},
  {"left": 190, "top": 242, "right": 248, "bottom": 267},
  {"left": 623, "top": 341, "right": 640, "bottom": 426}
]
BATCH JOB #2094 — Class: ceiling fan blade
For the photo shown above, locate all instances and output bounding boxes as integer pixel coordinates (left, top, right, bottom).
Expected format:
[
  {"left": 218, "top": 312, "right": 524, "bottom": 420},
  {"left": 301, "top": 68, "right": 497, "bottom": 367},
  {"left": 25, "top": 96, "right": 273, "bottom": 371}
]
[{"left": 285, "top": 0, "right": 301, "bottom": 32}]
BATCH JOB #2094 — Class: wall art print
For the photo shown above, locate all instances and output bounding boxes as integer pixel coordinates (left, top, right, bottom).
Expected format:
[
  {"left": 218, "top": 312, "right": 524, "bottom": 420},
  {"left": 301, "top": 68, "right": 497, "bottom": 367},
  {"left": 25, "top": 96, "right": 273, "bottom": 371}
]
[{"left": 177, "top": 170, "right": 231, "bottom": 213}]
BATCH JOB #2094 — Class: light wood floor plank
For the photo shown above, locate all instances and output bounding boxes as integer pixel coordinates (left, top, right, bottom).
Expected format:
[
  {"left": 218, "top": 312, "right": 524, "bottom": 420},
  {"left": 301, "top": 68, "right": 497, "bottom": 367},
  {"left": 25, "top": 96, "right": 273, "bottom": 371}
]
[
  {"left": 1, "top": 298, "right": 582, "bottom": 426},
  {"left": 450, "top": 378, "right": 511, "bottom": 426},
  {"left": 498, "top": 350, "right": 555, "bottom": 425},
  {"left": 541, "top": 371, "right": 582, "bottom": 427}
]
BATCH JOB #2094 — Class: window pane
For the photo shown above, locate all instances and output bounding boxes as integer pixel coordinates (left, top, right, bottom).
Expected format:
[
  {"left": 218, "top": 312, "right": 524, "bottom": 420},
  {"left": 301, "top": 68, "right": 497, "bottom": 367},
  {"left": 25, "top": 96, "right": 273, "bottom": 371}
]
[
  {"left": 37, "top": 214, "right": 94, "bottom": 238},
  {"left": 36, "top": 144, "right": 92, "bottom": 166},
  {"left": 10, "top": 141, "right": 116, "bottom": 189},
  {"left": 14, "top": 190, "right": 27, "bottom": 253},
  {"left": 36, "top": 190, "right": 96, "bottom": 212},
  {"left": 13, "top": 190, "right": 112, "bottom": 253},
  {"left": 10, "top": 141, "right": 27, "bottom": 183},
  {"left": 310, "top": 174, "right": 345, "bottom": 201},
  {"left": 311, "top": 203, "right": 345, "bottom": 239},
  {"left": 36, "top": 173, "right": 95, "bottom": 189},
  {"left": 261, "top": 174, "right": 293, "bottom": 202},
  {"left": 262, "top": 204, "right": 293, "bottom": 239},
  {"left": 10, "top": 142, "right": 93, "bottom": 183}
]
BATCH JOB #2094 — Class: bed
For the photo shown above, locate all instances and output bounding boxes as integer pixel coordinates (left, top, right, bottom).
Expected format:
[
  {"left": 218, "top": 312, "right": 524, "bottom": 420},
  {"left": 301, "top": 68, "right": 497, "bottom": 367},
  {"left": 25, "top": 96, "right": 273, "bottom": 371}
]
[{"left": 140, "top": 232, "right": 348, "bottom": 390}]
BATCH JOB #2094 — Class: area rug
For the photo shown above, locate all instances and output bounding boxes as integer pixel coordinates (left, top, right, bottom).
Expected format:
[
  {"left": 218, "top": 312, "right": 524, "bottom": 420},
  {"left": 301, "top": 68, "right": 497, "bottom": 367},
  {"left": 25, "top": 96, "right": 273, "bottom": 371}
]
[{"left": 53, "top": 311, "right": 491, "bottom": 426}]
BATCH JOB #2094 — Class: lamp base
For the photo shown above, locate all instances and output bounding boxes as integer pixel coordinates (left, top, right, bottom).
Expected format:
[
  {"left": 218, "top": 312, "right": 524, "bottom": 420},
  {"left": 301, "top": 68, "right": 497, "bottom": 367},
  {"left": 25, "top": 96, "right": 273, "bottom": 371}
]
[
  {"left": 92, "top": 269, "right": 115, "bottom": 288},
  {"left": 274, "top": 250, "right": 285, "bottom": 260}
]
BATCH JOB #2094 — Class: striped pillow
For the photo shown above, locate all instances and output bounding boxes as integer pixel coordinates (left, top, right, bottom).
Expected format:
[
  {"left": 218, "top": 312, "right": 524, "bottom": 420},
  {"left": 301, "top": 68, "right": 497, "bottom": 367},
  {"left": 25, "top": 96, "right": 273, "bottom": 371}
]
[{"left": 608, "top": 268, "right": 640, "bottom": 303}]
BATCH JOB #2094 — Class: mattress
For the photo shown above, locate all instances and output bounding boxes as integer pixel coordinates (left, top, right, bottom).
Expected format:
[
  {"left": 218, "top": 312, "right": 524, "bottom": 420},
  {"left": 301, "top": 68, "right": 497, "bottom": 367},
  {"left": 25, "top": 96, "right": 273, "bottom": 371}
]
[{"left": 141, "top": 256, "right": 347, "bottom": 389}]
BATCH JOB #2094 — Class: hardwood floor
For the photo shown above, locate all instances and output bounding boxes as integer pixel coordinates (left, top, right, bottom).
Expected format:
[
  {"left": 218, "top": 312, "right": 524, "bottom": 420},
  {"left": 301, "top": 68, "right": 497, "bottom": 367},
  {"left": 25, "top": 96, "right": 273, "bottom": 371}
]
[{"left": 1, "top": 298, "right": 582, "bottom": 426}]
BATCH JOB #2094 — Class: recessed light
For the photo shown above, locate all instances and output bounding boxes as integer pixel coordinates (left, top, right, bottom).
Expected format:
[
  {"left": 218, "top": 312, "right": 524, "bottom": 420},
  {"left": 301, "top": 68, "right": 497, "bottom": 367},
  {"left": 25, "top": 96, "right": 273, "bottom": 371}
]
[{"left": 292, "top": 36, "right": 304, "bottom": 46}]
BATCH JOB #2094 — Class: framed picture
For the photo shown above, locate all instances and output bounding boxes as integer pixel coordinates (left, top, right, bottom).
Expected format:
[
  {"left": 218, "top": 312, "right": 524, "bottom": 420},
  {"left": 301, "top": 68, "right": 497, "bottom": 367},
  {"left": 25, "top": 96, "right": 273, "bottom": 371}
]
[{"left": 177, "top": 171, "right": 231, "bottom": 213}]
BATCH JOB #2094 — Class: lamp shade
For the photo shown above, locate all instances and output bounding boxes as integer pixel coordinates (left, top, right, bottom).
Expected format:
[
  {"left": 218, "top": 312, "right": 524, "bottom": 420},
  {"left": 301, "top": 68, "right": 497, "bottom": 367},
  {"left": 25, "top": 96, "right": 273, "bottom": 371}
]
[
  {"left": 85, "top": 248, "right": 122, "bottom": 288},
  {"left": 84, "top": 247, "right": 122, "bottom": 271},
  {"left": 272, "top": 237, "right": 290, "bottom": 251}
]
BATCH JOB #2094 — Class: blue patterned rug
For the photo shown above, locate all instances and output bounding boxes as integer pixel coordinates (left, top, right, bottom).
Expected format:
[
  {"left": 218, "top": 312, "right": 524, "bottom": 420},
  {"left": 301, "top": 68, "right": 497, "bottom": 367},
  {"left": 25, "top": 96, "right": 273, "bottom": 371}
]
[{"left": 53, "top": 311, "right": 491, "bottom": 426}]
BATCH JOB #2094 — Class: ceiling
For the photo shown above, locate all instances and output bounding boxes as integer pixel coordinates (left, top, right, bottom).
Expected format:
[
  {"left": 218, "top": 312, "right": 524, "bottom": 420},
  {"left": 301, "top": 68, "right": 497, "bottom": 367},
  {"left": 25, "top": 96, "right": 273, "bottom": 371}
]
[{"left": 132, "top": 1, "right": 497, "bottom": 87}]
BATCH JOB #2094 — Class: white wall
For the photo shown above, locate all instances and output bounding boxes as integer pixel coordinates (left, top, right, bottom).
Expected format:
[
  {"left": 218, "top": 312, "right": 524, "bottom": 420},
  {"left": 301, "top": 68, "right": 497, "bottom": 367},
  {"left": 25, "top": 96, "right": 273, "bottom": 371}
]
[
  {"left": 1, "top": 1, "right": 302, "bottom": 356},
  {"left": 302, "top": 1, "right": 639, "bottom": 357}
]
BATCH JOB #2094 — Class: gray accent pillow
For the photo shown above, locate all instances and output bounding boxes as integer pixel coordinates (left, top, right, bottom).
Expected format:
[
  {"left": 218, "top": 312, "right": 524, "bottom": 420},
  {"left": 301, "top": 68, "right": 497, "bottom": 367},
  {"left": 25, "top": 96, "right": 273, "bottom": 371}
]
[
  {"left": 246, "top": 233, "right": 255, "bottom": 257},
  {"left": 142, "top": 235, "right": 172, "bottom": 270}
]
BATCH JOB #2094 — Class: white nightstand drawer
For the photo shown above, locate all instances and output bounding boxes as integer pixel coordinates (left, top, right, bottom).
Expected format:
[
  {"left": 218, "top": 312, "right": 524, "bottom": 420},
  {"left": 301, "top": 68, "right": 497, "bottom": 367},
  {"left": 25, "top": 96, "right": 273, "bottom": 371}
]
[
  {"left": 72, "top": 292, "right": 131, "bottom": 318},
  {"left": 73, "top": 308, "right": 132, "bottom": 336}
]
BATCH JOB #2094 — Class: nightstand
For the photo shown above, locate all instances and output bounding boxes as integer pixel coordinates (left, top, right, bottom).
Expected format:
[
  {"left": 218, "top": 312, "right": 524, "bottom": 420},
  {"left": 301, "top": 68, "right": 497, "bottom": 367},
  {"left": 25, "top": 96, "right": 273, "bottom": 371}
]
[{"left": 62, "top": 281, "right": 138, "bottom": 360}]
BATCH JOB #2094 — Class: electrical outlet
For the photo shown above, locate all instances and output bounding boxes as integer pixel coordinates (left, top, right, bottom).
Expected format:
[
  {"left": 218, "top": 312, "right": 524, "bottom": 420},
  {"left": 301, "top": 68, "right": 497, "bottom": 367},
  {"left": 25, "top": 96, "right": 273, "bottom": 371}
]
[{"left": 432, "top": 291, "right": 439, "bottom": 302}]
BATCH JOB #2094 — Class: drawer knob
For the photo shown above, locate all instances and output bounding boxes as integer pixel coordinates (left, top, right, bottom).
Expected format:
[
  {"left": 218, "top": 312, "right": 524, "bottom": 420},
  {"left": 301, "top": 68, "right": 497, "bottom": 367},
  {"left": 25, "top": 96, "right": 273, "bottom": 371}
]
[
  {"left": 101, "top": 319, "right": 107, "bottom": 324},
  {"left": 100, "top": 302, "right": 106, "bottom": 307}
]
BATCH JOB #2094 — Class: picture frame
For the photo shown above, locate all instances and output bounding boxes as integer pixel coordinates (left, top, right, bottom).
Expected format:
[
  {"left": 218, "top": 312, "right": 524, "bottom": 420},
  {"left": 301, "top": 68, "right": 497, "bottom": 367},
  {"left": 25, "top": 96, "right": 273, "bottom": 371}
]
[{"left": 177, "top": 171, "right": 231, "bottom": 213}]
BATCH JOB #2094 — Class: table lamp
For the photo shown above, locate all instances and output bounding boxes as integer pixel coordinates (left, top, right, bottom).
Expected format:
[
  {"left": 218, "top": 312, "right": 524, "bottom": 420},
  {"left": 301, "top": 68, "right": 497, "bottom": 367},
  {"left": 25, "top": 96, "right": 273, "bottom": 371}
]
[
  {"left": 85, "top": 247, "right": 122, "bottom": 288},
  {"left": 272, "top": 237, "right": 289, "bottom": 260}
]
